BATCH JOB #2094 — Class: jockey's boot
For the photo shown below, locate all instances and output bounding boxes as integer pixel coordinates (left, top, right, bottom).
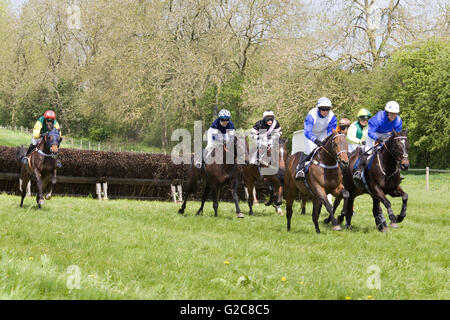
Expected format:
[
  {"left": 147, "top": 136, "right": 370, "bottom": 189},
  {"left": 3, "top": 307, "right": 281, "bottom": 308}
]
[
  {"left": 56, "top": 160, "right": 63, "bottom": 168},
  {"left": 295, "top": 153, "right": 308, "bottom": 180},
  {"left": 21, "top": 143, "right": 35, "bottom": 165},
  {"left": 352, "top": 155, "right": 367, "bottom": 183}
]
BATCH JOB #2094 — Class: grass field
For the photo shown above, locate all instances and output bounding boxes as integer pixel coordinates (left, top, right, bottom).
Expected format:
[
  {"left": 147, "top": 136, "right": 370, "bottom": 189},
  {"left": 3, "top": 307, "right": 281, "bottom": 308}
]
[{"left": 0, "top": 173, "right": 448, "bottom": 300}]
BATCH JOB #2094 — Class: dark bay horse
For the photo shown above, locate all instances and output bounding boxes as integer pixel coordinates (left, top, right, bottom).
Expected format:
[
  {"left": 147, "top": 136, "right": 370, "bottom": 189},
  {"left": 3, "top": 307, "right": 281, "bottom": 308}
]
[
  {"left": 238, "top": 137, "right": 289, "bottom": 216},
  {"left": 284, "top": 129, "right": 349, "bottom": 233},
  {"left": 18, "top": 128, "right": 62, "bottom": 208},
  {"left": 178, "top": 137, "right": 244, "bottom": 218},
  {"left": 331, "top": 129, "right": 410, "bottom": 232}
]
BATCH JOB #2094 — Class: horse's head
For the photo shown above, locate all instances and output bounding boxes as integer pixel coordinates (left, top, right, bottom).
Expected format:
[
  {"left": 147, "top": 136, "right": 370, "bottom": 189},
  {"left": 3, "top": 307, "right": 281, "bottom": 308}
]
[
  {"left": 278, "top": 138, "right": 289, "bottom": 170},
  {"left": 45, "top": 128, "right": 62, "bottom": 155},
  {"left": 325, "top": 129, "right": 349, "bottom": 169},
  {"left": 386, "top": 129, "right": 410, "bottom": 171}
]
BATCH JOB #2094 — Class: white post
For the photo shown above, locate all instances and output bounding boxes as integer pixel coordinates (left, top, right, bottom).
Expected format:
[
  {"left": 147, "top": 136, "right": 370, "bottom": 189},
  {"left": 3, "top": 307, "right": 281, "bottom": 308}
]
[
  {"left": 177, "top": 184, "right": 183, "bottom": 202},
  {"left": 170, "top": 184, "right": 177, "bottom": 203},
  {"left": 96, "top": 183, "right": 102, "bottom": 200},
  {"left": 102, "top": 182, "right": 108, "bottom": 200},
  {"left": 426, "top": 167, "right": 429, "bottom": 191}
]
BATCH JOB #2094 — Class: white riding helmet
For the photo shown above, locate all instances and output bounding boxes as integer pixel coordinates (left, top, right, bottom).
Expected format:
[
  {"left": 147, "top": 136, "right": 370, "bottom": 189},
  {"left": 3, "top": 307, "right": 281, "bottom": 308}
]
[
  {"left": 263, "top": 110, "right": 275, "bottom": 119},
  {"left": 317, "top": 97, "right": 332, "bottom": 109},
  {"left": 385, "top": 101, "right": 400, "bottom": 113}
]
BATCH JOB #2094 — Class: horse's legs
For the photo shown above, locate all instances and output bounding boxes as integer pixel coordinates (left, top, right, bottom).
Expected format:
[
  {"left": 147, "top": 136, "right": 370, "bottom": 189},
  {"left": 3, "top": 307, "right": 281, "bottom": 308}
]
[
  {"left": 390, "top": 186, "right": 408, "bottom": 223},
  {"left": 275, "top": 184, "right": 283, "bottom": 216},
  {"left": 324, "top": 193, "right": 342, "bottom": 224},
  {"left": 45, "top": 170, "right": 57, "bottom": 200},
  {"left": 246, "top": 179, "right": 255, "bottom": 216},
  {"left": 372, "top": 197, "right": 388, "bottom": 232},
  {"left": 179, "top": 176, "right": 196, "bottom": 214},
  {"left": 264, "top": 178, "right": 274, "bottom": 206},
  {"left": 372, "top": 185, "right": 397, "bottom": 228},
  {"left": 285, "top": 190, "right": 296, "bottom": 232},
  {"left": 20, "top": 174, "right": 30, "bottom": 208},
  {"left": 344, "top": 193, "right": 355, "bottom": 229},
  {"left": 33, "top": 170, "right": 44, "bottom": 208},
  {"left": 232, "top": 179, "right": 244, "bottom": 218},
  {"left": 212, "top": 187, "right": 219, "bottom": 217},
  {"left": 196, "top": 182, "right": 209, "bottom": 216},
  {"left": 300, "top": 196, "right": 306, "bottom": 215},
  {"left": 312, "top": 198, "right": 322, "bottom": 233},
  {"left": 316, "top": 188, "right": 341, "bottom": 231}
]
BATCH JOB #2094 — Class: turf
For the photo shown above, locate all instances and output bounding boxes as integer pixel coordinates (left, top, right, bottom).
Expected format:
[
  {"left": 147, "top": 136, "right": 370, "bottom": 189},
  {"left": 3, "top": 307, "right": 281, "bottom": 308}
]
[{"left": 0, "top": 173, "right": 448, "bottom": 299}]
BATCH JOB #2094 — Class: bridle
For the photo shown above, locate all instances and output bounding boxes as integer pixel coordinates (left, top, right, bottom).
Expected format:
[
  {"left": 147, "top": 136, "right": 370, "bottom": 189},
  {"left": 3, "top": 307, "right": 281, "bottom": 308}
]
[
  {"left": 377, "top": 135, "right": 409, "bottom": 178},
  {"left": 319, "top": 133, "right": 348, "bottom": 163}
]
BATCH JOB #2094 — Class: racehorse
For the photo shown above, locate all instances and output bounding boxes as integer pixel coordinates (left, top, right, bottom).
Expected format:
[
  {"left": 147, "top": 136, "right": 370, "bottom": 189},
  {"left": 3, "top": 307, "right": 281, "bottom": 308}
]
[
  {"left": 17, "top": 127, "right": 62, "bottom": 208},
  {"left": 330, "top": 129, "right": 410, "bottom": 232},
  {"left": 284, "top": 129, "right": 349, "bottom": 233},
  {"left": 178, "top": 136, "right": 244, "bottom": 218},
  {"left": 238, "top": 137, "right": 289, "bottom": 216}
]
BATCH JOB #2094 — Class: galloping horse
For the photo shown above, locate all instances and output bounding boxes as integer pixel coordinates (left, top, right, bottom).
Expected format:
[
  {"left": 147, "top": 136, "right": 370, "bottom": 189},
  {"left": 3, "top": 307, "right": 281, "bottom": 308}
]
[
  {"left": 178, "top": 136, "right": 244, "bottom": 218},
  {"left": 284, "top": 129, "right": 349, "bottom": 233},
  {"left": 18, "top": 127, "right": 62, "bottom": 208},
  {"left": 332, "top": 129, "right": 410, "bottom": 232},
  {"left": 238, "top": 137, "right": 289, "bottom": 216}
]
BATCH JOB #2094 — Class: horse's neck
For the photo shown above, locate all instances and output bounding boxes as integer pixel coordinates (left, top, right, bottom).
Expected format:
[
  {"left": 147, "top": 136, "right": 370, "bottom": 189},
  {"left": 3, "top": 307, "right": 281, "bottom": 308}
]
[
  {"left": 378, "top": 146, "right": 398, "bottom": 175},
  {"left": 317, "top": 142, "right": 335, "bottom": 165}
]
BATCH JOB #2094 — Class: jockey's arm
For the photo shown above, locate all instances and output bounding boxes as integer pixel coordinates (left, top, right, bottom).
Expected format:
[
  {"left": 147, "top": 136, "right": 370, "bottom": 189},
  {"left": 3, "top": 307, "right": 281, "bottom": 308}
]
[
  {"left": 303, "top": 114, "right": 316, "bottom": 142},
  {"left": 326, "top": 115, "right": 337, "bottom": 135},
  {"left": 32, "top": 121, "right": 43, "bottom": 139}
]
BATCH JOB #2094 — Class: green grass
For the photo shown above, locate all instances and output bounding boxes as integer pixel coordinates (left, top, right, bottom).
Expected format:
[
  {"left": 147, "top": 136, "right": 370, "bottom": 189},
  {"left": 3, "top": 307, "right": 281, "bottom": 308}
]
[
  {"left": 0, "top": 127, "right": 164, "bottom": 153},
  {"left": 0, "top": 173, "right": 448, "bottom": 300}
]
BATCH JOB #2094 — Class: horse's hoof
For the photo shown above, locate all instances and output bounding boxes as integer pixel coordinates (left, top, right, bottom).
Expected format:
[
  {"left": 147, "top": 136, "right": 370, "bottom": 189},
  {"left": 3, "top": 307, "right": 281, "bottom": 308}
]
[
  {"left": 396, "top": 215, "right": 405, "bottom": 223},
  {"left": 45, "top": 194, "right": 52, "bottom": 200},
  {"left": 178, "top": 210, "right": 184, "bottom": 215},
  {"left": 237, "top": 213, "right": 245, "bottom": 218},
  {"left": 277, "top": 209, "right": 283, "bottom": 216},
  {"left": 345, "top": 224, "right": 352, "bottom": 230},
  {"left": 38, "top": 199, "right": 45, "bottom": 206},
  {"left": 323, "top": 217, "right": 331, "bottom": 224},
  {"left": 390, "top": 222, "right": 399, "bottom": 228},
  {"left": 333, "top": 225, "right": 342, "bottom": 231},
  {"left": 379, "top": 227, "right": 389, "bottom": 232}
]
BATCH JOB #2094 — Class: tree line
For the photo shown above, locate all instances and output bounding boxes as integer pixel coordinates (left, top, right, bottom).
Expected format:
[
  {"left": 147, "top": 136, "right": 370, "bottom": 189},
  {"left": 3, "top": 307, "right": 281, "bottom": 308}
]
[{"left": 0, "top": 0, "right": 448, "bottom": 168}]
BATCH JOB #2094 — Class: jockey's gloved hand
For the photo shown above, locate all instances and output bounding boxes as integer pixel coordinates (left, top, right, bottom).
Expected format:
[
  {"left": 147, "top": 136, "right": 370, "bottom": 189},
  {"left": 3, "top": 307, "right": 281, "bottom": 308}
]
[
  {"left": 314, "top": 139, "right": 323, "bottom": 147},
  {"left": 361, "top": 141, "right": 366, "bottom": 146}
]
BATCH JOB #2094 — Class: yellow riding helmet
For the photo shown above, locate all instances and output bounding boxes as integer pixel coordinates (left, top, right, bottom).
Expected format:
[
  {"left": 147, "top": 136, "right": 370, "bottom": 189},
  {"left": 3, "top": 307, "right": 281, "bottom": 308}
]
[{"left": 357, "top": 108, "right": 371, "bottom": 118}]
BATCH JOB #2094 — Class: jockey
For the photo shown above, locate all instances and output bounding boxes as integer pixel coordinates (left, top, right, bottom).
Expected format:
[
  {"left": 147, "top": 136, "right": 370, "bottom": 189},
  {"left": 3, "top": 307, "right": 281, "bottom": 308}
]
[
  {"left": 353, "top": 101, "right": 403, "bottom": 182},
  {"left": 22, "top": 110, "right": 62, "bottom": 167},
  {"left": 346, "top": 108, "right": 371, "bottom": 153},
  {"left": 337, "top": 118, "right": 351, "bottom": 135},
  {"left": 250, "top": 110, "right": 282, "bottom": 165},
  {"left": 194, "top": 109, "right": 235, "bottom": 168},
  {"left": 295, "top": 97, "right": 337, "bottom": 179}
]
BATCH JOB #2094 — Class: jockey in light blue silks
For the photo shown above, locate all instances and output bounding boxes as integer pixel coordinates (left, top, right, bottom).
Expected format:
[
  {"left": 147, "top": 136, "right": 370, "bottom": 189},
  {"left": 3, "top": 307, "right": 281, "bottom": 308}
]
[
  {"left": 295, "top": 97, "right": 337, "bottom": 179},
  {"left": 195, "top": 109, "right": 236, "bottom": 168},
  {"left": 352, "top": 101, "right": 403, "bottom": 182}
]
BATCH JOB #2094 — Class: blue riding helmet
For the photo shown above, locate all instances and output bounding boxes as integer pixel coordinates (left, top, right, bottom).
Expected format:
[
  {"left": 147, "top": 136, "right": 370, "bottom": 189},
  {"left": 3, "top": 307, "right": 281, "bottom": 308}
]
[{"left": 218, "top": 109, "right": 231, "bottom": 120}]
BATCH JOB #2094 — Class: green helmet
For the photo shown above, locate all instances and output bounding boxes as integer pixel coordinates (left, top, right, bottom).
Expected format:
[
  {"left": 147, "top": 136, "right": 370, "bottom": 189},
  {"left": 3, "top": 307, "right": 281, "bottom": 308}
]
[{"left": 357, "top": 108, "right": 371, "bottom": 118}]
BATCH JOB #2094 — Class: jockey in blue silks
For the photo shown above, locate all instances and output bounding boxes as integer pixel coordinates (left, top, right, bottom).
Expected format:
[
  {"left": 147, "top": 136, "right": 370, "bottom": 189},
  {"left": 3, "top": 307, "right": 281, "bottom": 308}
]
[
  {"left": 195, "top": 109, "right": 236, "bottom": 168},
  {"left": 353, "top": 101, "right": 403, "bottom": 182},
  {"left": 295, "top": 97, "right": 337, "bottom": 179}
]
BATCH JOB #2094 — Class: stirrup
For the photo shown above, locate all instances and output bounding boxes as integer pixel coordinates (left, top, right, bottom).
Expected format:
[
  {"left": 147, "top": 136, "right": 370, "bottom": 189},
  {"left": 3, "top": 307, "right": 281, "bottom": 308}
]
[
  {"left": 21, "top": 157, "right": 29, "bottom": 165},
  {"left": 56, "top": 161, "right": 63, "bottom": 169},
  {"left": 295, "top": 169, "right": 305, "bottom": 180}
]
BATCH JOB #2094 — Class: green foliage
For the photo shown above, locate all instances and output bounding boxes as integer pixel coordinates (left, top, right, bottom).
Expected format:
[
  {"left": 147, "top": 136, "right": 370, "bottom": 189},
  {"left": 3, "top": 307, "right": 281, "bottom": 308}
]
[{"left": 363, "top": 39, "right": 450, "bottom": 168}]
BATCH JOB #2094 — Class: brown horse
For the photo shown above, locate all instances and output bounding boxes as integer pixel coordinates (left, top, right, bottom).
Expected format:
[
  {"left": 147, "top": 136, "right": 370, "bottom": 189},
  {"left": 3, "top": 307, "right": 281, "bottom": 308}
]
[
  {"left": 18, "top": 127, "right": 62, "bottom": 208},
  {"left": 178, "top": 137, "right": 244, "bottom": 218},
  {"left": 284, "top": 129, "right": 349, "bottom": 233},
  {"left": 238, "top": 137, "right": 289, "bottom": 216},
  {"left": 330, "top": 129, "right": 410, "bottom": 232}
]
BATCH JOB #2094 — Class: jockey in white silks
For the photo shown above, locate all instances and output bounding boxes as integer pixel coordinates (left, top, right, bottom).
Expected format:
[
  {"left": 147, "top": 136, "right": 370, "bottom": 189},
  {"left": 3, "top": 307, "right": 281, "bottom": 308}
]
[
  {"left": 194, "top": 109, "right": 236, "bottom": 168},
  {"left": 249, "top": 110, "right": 282, "bottom": 166},
  {"left": 295, "top": 97, "right": 337, "bottom": 179}
]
